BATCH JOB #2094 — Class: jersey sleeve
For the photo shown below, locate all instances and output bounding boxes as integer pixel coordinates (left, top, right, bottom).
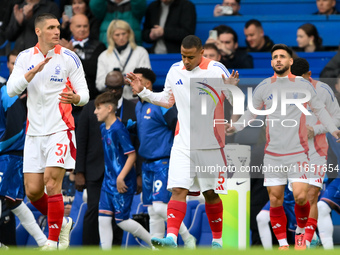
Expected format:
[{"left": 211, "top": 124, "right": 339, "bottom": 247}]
[
  {"left": 64, "top": 49, "right": 89, "bottom": 106},
  {"left": 117, "top": 125, "right": 135, "bottom": 155},
  {"left": 307, "top": 81, "right": 338, "bottom": 134},
  {"left": 7, "top": 51, "right": 29, "bottom": 97},
  {"left": 137, "top": 67, "right": 173, "bottom": 107},
  {"left": 313, "top": 83, "right": 340, "bottom": 135}
]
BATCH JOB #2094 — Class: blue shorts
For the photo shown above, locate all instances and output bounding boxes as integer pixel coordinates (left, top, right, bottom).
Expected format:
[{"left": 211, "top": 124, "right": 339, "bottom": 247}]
[
  {"left": 98, "top": 188, "right": 134, "bottom": 222},
  {"left": 320, "top": 178, "right": 340, "bottom": 214},
  {"left": 142, "top": 158, "right": 171, "bottom": 205},
  {"left": 0, "top": 154, "right": 25, "bottom": 201}
]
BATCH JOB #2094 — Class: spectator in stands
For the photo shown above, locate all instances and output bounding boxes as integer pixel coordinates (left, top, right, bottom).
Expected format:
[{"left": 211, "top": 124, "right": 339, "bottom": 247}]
[
  {"left": 214, "top": 0, "right": 241, "bottom": 16},
  {"left": 320, "top": 50, "right": 340, "bottom": 88},
  {"left": 59, "top": 14, "right": 106, "bottom": 126},
  {"left": 96, "top": 19, "right": 150, "bottom": 100},
  {"left": 0, "top": 1, "right": 20, "bottom": 56},
  {"left": 203, "top": 43, "right": 221, "bottom": 62},
  {"left": 296, "top": 23, "right": 324, "bottom": 52},
  {"left": 90, "top": 0, "right": 146, "bottom": 46},
  {"left": 60, "top": 0, "right": 101, "bottom": 41},
  {"left": 244, "top": 19, "right": 274, "bottom": 52},
  {"left": 5, "top": 0, "right": 60, "bottom": 51},
  {"left": 314, "top": 0, "right": 339, "bottom": 14},
  {"left": 142, "top": 0, "right": 196, "bottom": 54},
  {"left": 75, "top": 70, "right": 137, "bottom": 246},
  {"left": 207, "top": 25, "right": 253, "bottom": 69}
]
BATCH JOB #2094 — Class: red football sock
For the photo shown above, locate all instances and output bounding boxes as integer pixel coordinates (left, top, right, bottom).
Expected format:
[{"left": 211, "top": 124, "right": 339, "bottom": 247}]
[
  {"left": 304, "top": 218, "right": 317, "bottom": 242},
  {"left": 48, "top": 194, "right": 64, "bottom": 242},
  {"left": 167, "top": 200, "right": 186, "bottom": 236},
  {"left": 270, "top": 206, "right": 287, "bottom": 240},
  {"left": 295, "top": 201, "right": 310, "bottom": 229},
  {"left": 31, "top": 193, "right": 48, "bottom": 215},
  {"left": 205, "top": 200, "right": 223, "bottom": 239}
]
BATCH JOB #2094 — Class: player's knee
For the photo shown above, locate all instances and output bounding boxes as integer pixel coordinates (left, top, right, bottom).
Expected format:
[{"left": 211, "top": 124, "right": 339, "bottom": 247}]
[
  {"left": 256, "top": 210, "right": 270, "bottom": 226},
  {"left": 294, "top": 195, "right": 308, "bottom": 205},
  {"left": 203, "top": 189, "right": 219, "bottom": 203},
  {"left": 171, "top": 187, "right": 188, "bottom": 200},
  {"left": 318, "top": 201, "right": 331, "bottom": 216},
  {"left": 25, "top": 188, "right": 44, "bottom": 201},
  {"left": 152, "top": 202, "right": 167, "bottom": 217},
  {"left": 44, "top": 179, "right": 62, "bottom": 196}
]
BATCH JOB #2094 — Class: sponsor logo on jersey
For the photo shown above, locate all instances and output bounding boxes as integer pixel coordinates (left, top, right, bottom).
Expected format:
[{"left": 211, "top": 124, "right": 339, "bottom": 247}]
[{"left": 175, "top": 79, "right": 183, "bottom": 85}]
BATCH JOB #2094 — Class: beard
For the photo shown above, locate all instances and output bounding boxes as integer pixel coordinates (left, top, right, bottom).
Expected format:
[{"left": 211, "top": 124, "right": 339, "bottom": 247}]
[{"left": 272, "top": 65, "right": 289, "bottom": 75}]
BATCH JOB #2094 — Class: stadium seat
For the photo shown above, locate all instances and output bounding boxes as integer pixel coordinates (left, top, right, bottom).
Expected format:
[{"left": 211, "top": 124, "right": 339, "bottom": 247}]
[
  {"left": 188, "top": 203, "right": 212, "bottom": 246},
  {"left": 69, "top": 202, "right": 87, "bottom": 246}
]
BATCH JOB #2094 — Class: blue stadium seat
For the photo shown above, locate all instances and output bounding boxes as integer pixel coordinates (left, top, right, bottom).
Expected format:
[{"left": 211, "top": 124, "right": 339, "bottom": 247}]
[
  {"left": 69, "top": 202, "right": 87, "bottom": 246},
  {"left": 195, "top": 15, "right": 340, "bottom": 48},
  {"left": 188, "top": 203, "right": 212, "bottom": 246},
  {"left": 0, "top": 56, "right": 9, "bottom": 80}
]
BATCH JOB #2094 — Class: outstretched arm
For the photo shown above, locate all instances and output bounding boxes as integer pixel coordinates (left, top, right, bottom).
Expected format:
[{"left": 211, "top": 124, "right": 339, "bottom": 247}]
[{"left": 125, "top": 72, "right": 173, "bottom": 108}]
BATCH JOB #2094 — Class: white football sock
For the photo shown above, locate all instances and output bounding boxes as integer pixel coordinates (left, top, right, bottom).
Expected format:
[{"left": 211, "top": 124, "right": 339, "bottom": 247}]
[
  {"left": 98, "top": 216, "right": 113, "bottom": 250},
  {"left": 148, "top": 205, "right": 165, "bottom": 239},
  {"left": 256, "top": 210, "right": 273, "bottom": 249},
  {"left": 12, "top": 202, "right": 47, "bottom": 247},
  {"left": 317, "top": 201, "right": 334, "bottom": 249},
  {"left": 117, "top": 219, "right": 152, "bottom": 247}
]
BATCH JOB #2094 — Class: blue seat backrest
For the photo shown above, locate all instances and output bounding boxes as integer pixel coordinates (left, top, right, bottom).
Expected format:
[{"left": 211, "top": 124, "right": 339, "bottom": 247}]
[
  {"left": 188, "top": 203, "right": 212, "bottom": 246},
  {"left": 69, "top": 202, "right": 88, "bottom": 246}
]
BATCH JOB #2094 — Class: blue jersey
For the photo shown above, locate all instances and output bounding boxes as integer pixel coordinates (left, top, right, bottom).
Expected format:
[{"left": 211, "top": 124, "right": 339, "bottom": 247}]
[
  {"left": 135, "top": 101, "right": 176, "bottom": 160},
  {"left": 100, "top": 119, "right": 136, "bottom": 195},
  {"left": 0, "top": 85, "right": 26, "bottom": 155}
]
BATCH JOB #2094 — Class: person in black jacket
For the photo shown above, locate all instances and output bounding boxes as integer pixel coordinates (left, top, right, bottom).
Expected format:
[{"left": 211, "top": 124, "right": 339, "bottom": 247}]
[
  {"left": 5, "top": 0, "right": 60, "bottom": 51},
  {"left": 74, "top": 70, "right": 138, "bottom": 246},
  {"left": 244, "top": 19, "right": 274, "bottom": 52},
  {"left": 142, "top": 0, "right": 196, "bottom": 54}
]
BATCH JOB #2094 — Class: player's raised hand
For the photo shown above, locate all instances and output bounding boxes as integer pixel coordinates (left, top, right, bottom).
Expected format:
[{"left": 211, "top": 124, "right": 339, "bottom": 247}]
[
  {"left": 222, "top": 70, "right": 239, "bottom": 86},
  {"left": 25, "top": 57, "right": 52, "bottom": 83},
  {"left": 59, "top": 84, "right": 80, "bottom": 104},
  {"left": 125, "top": 72, "right": 144, "bottom": 94}
]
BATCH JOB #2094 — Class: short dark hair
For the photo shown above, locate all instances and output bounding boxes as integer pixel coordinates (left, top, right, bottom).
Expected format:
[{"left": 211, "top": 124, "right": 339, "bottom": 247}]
[
  {"left": 181, "top": 35, "right": 202, "bottom": 50},
  {"left": 271, "top": 44, "right": 293, "bottom": 58},
  {"left": 213, "top": 25, "right": 238, "bottom": 43},
  {"left": 291, "top": 58, "right": 310, "bottom": 76},
  {"left": 203, "top": 43, "right": 220, "bottom": 53},
  {"left": 35, "top": 13, "right": 58, "bottom": 28},
  {"left": 244, "top": 19, "right": 262, "bottom": 29},
  {"left": 94, "top": 91, "right": 118, "bottom": 110},
  {"left": 7, "top": 49, "right": 20, "bottom": 62},
  {"left": 133, "top": 67, "right": 156, "bottom": 85}
]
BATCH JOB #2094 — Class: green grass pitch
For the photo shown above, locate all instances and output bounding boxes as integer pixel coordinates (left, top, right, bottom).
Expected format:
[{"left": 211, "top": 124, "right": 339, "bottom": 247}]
[{"left": 2, "top": 246, "right": 340, "bottom": 255}]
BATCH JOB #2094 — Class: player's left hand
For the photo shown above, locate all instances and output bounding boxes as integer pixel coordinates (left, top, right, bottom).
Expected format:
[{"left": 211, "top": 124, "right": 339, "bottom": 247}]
[
  {"left": 222, "top": 70, "right": 239, "bottom": 86},
  {"left": 332, "top": 130, "right": 340, "bottom": 143},
  {"left": 117, "top": 175, "right": 128, "bottom": 193},
  {"left": 59, "top": 84, "right": 80, "bottom": 104},
  {"left": 306, "top": 125, "right": 315, "bottom": 139}
]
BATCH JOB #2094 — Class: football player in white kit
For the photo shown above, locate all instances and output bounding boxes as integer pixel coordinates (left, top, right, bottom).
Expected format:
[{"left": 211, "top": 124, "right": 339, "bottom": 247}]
[
  {"left": 291, "top": 57, "right": 340, "bottom": 248},
  {"left": 7, "top": 13, "right": 89, "bottom": 250},
  {"left": 127, "top": 35, "right": 238, "bottom": 248},
  {"left": 226, "top": 44, "right": 340, "bottom": 250}
]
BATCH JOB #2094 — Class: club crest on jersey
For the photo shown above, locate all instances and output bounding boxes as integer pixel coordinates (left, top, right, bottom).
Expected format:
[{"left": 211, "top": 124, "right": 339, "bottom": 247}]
[{"left": 55, "top": 64, "right": 61, "bottom": 75}]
